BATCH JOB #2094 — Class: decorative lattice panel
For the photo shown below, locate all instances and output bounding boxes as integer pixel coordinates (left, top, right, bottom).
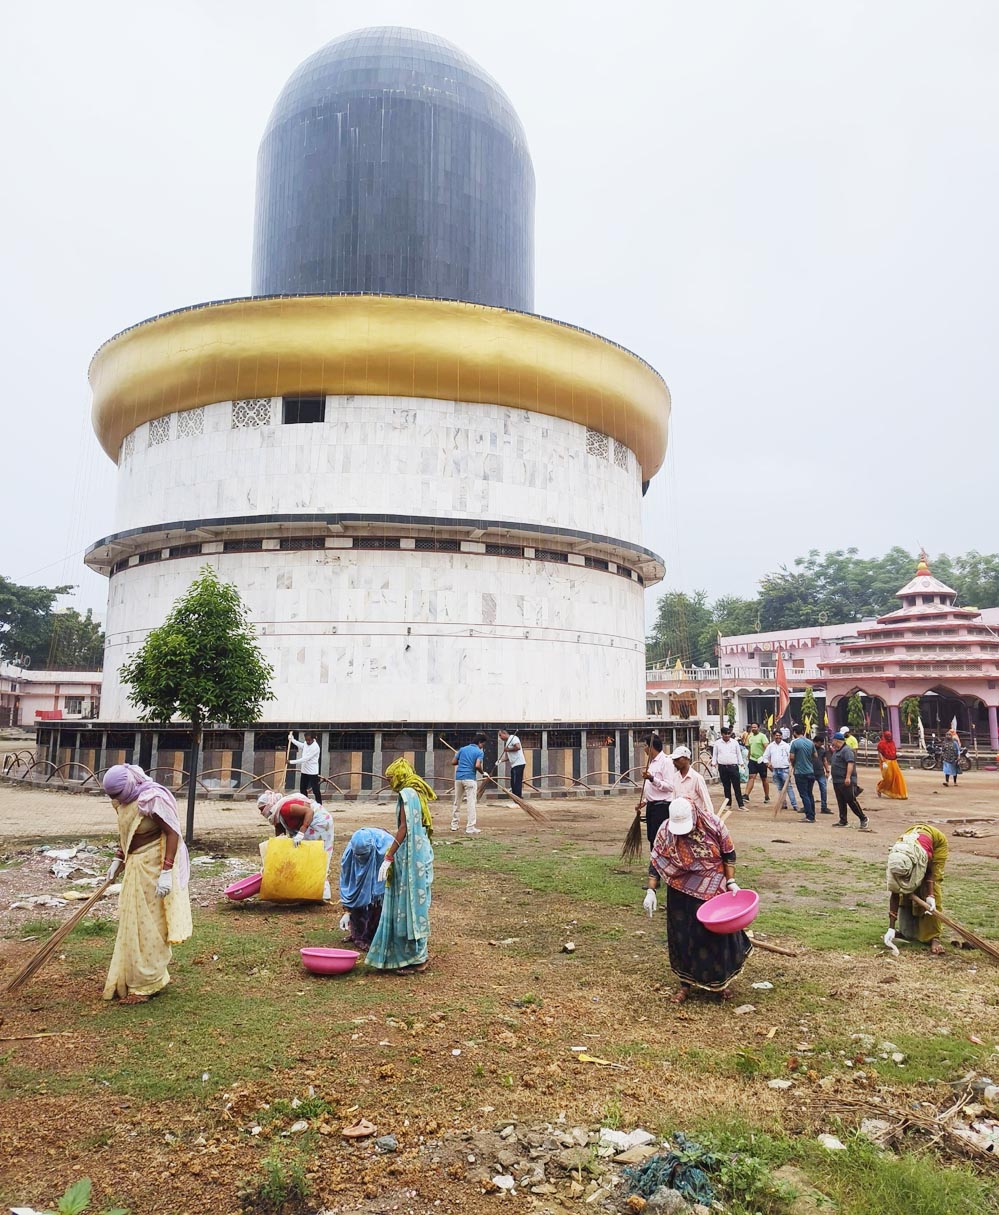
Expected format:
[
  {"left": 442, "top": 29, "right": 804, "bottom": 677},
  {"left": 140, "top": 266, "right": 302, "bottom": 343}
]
[
  {"left": 148, "top": 416, "right": 171, "bottom": 446},
  {"left": 177, "top": 407, "right": 204, "bottom": 438},
  {"left": 120, "top": 431, "right": 135, "bottom": 461},
  {"left": 614, "top": 439, "right": 630, "bottom": 470},
  {"left": 586, "top": 428, "right": 609, "bottom": 459},
  {"left": 232, "top": 398, "right": 273, "bottom": 429}
]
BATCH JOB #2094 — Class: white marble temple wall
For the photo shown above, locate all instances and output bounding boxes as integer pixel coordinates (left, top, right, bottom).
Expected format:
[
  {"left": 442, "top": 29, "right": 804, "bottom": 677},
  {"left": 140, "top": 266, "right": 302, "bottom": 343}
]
[
  {"left": 113, "top": 397, "right": 642, "bottom": 542},
  {"left": 101, "top": 551, "right": 646, "bottom": 721}
]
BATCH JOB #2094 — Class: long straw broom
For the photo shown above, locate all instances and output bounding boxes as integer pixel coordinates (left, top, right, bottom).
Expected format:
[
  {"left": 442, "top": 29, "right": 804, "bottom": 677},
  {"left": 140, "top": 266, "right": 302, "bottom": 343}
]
[
  {"left": 439, "top": 737, "right": 550, "bottom": 824},
  {"left": 912, "top": 894, "right": 999, "bottom": 964},
  {"left": 4, "top": 876, "right": 115, "bottom": 994},
  {"left": 622, "top": 742, "right": 651, "bottom": 861}
]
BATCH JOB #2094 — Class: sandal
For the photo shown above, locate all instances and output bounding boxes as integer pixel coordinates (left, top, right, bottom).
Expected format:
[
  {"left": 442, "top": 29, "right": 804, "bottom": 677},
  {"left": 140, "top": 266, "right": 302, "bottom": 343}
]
[
  {"left": 672, "top": 986, "right": 690, "bottom": 1004},
  {"left": 719, "top": 988, "right": 733, "bottom": 1002}
]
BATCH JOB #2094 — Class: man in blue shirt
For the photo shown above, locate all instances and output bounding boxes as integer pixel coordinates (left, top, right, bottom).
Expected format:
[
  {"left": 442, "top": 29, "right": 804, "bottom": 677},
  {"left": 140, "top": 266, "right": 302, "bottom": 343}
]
[
  {"left": 452, "top": 734, "right": 488, "bottom": 834},
  {"left": 788, "top": 724, "right": 817, "bottom": 823}
]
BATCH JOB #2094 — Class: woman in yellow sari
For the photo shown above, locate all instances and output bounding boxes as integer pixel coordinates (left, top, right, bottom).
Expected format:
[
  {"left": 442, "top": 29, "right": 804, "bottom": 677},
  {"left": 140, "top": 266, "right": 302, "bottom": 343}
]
[{"left": 101, "top": 764, "right": 193, "bottom": 1002}]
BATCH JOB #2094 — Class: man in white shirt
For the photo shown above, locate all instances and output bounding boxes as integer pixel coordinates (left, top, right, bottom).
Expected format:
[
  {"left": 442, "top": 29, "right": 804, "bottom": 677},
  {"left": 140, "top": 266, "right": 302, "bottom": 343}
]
[
  {"left": 761, "top": 730, "right": 798, "bottom": 811},
  {"left": 640, "top": 734, "right": 675, "bottom": 845},
  {"left": 711, "top": 726, "right": 745, "bottom": 810},
  {"left": 288, "top": 731, "right": 323, "bottom": 804},
  {"left": 665, "top": 745, "right": 714, "bottom": 821},
  {"left": 499, "top": 728, "right": 527, "bottom": 798}
]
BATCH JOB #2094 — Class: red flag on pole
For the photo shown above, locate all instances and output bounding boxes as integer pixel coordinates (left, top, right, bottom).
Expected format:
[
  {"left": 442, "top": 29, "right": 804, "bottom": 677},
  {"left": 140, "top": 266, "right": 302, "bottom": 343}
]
[{"left": 775, "top": 652, "right": 791, "bottom": 722}]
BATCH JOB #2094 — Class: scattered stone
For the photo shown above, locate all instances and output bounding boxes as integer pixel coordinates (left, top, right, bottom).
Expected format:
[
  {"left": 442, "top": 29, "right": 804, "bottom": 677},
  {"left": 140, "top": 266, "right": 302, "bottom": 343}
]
[
  {"left": 891, "top": 1051, "right": 907, "bottom": 1065},
  {"left": 773, "top": 1165, "right": 835, "bottom": 1214},
  {"left": 751, "top": 981, "right": 774, "bottom": 990},
  {"left": 288, "top": 1120, "right": 309, "bottom": 1134},
  {"left": 531, "top": 1183, "right": 557, "bottom": 1195},
  {"left": 562, "top": 941, "right": 576, "bottom": 954},
  {"left": 598, "top": 1129, "right": 631, "bottom": 1150},
  {"left": 767, "top": 1079, "right": 794, "bottom": 1090},
  {"left": 614, "top": 1145, "right": 659, "bottom": 1165},
  {"left": 375, "top": 1134, "right": 398, "bottom": 1153},
  {"left": 734, "top": 1004, "right": 756, "bottom": 1015},
  {"left": 648, "top": 1188, "right": 688, "bottom": 1213},
  {"left": 626, "top": 1197, "right": 647, "bottom": 1213},
  {"left": 816, "top": 1133, "right": 847, "bottom": 1151},
  {"left": 568, "top": 1180, "right": 585, "bottom": 1199},
  {"left": 493, "top": 1174, "right": 515, "bottom": 1191},
  {"left": 499, "top": 1124, "right": 517, "bottom": 1140},
  {"left": 860, "top": 1118, "right": 893, "bottom": 1144}
]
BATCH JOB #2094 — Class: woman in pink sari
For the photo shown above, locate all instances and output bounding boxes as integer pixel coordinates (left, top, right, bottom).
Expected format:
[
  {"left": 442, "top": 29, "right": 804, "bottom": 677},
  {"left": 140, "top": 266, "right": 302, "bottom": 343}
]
[
  {"left": 101, "top": 764, "right": 192, "bottom": 1003},
  {"left": 642, "top": 796, "right": 751, "bottom": 1004}
]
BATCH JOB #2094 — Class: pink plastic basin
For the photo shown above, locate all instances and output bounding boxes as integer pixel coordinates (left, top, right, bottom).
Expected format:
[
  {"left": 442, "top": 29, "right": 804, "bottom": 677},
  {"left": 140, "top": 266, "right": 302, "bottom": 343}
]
[
  {"left": 696, "top": 889, "right": 760, "bottom": 934},
  {"left": 300, "top": 947, "right": 360, "bottom": 976},
  {"left": 225, "top": 873, "right": 263, "bottom": 901}
]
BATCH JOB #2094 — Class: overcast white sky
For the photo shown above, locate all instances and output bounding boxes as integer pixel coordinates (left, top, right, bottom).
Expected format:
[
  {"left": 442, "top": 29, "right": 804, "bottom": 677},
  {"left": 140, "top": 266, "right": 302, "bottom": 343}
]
[{"left": 2, "top": 0, "right": 998, "bottom": 626}]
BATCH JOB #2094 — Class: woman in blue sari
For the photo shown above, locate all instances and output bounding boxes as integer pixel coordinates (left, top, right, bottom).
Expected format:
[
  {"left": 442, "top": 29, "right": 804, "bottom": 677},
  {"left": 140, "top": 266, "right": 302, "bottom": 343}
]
[
  {"left": 366, "top": 759, "right": 435, "bottom": 974},
  {"left": 338, "top": 827, "right": 394, "bottom": 950}
]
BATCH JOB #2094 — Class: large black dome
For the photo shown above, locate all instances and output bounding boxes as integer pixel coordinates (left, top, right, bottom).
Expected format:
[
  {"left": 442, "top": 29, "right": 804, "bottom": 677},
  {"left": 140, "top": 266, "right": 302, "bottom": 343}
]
[{"left": 251, "top": 27, "right": 535, "bottom": 310}]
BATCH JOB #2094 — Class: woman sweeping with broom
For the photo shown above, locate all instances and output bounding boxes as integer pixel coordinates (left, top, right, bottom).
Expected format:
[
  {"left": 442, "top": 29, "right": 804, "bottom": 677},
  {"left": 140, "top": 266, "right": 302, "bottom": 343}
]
[{"left": 101, "top": 765, "right": 192, "bottom": 1003}]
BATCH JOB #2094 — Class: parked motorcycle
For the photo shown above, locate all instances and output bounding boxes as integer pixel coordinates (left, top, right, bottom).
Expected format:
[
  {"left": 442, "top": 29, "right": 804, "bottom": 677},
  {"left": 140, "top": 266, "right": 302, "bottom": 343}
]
[{"left": 919, "top": 738, "right": 973, "bottom": 772}]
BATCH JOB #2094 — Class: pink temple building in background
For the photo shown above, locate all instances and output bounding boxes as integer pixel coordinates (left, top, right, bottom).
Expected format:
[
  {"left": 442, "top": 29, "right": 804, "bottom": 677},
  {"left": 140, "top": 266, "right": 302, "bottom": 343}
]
[
  {"left": 647, "top": 557, "right": 999, "bottom": 750},
  {"left": 819, "top": 556, "right": 999, "bottom": 748}
]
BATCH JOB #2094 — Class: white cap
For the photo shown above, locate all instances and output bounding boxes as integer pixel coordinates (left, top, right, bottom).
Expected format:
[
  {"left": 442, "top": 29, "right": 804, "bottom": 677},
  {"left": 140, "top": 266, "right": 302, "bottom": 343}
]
[
  {"left": 668, "top": 797, "right": 694, "bottom": 835},
  {"left": 669, "top": 745, "right": 692, "bottom": 760}
]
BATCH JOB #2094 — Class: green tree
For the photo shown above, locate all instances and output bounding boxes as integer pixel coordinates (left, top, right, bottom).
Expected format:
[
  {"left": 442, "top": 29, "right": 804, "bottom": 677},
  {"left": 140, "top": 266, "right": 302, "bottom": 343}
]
[
  {"left": 757, "top": 569, "right": 816, "bottom": 630},
  {"left": 119, "top": 566, "right": 274, "bottom": 842},
  {"left": 846, "top": 693, "right": 865, "bottom": 735},
  {"left": 800, "top": 686, "right": 818, "bottom": 734},
  {"left": 900, "top": 695, "right": 922, "bottom": 744},
  {"left": 42, "top": 608, "right": 105, "bottom": 669},
  {"left": 0, "top": 576, "right": 72, "bottom": 665},
  {"left": 646, "top": 590, "right": 715, "bottom": 666}
]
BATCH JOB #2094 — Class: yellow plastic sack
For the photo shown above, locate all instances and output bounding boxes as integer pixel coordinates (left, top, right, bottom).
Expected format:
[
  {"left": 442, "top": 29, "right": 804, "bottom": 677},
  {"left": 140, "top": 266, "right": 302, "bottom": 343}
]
[{"left": 259, "top": 836, "right": 328, "bottom": 902}]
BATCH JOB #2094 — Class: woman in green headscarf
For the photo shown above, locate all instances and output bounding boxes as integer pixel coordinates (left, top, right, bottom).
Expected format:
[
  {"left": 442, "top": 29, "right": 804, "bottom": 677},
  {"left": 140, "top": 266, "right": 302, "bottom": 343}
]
[{"left": 366, "top": 759, "right": 435, "bottom": 974}]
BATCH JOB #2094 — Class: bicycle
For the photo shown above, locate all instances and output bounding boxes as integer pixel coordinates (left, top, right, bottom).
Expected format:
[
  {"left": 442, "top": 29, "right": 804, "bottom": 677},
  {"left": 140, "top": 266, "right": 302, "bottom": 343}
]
[{"left": 695, "top": 745, "right": 719, "bottom": 784}]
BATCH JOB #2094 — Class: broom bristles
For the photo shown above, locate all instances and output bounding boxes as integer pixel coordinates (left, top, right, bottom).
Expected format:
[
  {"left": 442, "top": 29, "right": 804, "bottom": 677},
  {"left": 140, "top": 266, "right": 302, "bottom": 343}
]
[
  {"left": 621, "top": 806, "right": 645, "bottom": 862},
  {"left": 481, "top": 772, "right": 551, "bottom": 823},
  {"left": 4, "top": 877, "right": 114, "bottom": 994}
]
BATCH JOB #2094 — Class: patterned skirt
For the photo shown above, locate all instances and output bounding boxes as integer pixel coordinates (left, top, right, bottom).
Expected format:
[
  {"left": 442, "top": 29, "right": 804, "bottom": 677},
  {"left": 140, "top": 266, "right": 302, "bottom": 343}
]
[
  {"left": 666, "top": 886, "right": 752, "bottom": 991},
  {"left": 348, "top": 901, "right": 383, "bottom": 951}
]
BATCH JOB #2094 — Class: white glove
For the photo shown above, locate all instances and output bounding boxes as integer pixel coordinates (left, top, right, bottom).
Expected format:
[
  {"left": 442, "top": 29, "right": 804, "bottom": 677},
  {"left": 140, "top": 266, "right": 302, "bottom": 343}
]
[
  {"left": 377, "top": 859, "right": 391, "bottom": 884},
  {"left": 155, "top": 869, "right": 173, "bottom": 899},
  {"left": 107, "top": 856, "right": 123, "bottom": 880},
  {"left": 292, "top": 831, "right": 305, "bottom": 847},
  {"left": 726, "top": 881, "right": 741, "bottom": 894},
  {"left": 883, "top": 927, "right": 899, "bottom": 955},
  {"left": 338, "top": 912, "right": 350, "bottom": 932},
  {"left": 643, "top": 889, "right": 658, "bottom": 917},
  {"left": 923, "top": 895, "right": 937, "bottom": 914}
]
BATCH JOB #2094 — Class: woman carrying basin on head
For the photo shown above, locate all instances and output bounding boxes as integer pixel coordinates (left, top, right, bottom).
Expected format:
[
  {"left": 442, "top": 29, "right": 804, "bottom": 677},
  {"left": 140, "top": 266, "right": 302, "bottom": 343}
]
[{"left": 101, "top": 764, "right": 193, "bottom": 1004}]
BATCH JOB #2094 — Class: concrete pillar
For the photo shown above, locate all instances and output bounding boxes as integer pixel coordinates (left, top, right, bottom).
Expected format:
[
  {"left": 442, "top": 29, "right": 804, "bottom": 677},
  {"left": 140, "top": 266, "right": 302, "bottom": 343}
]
[
  {"left": 988, "top": 705, "right": 999, "bottom": 751},
  {"left": 242, "top": 730, "right": 255, "bottom": 791},
  {"left": 827, "top": 703, "right": 838, "bottom": 734},
  {"left": 372, "top": 730, "right": 383, "bottom": 791},
  {"left": 540, "top": 729, "right": 549, "bottom": 787},
  {"left": 149, "top": 733, "right": 160, "bottom": 779},
  {"left": 424, "top": 731, "right": 435, "bottom": 788},
  {"left": 97, "top": 730, "right": 107, "bottom": 779},
  {"left": 889, "top": 705, "right": 901, "bottom": 741},
  {"left": 580, "top": 730, "right": 588, "bottom": 787}
]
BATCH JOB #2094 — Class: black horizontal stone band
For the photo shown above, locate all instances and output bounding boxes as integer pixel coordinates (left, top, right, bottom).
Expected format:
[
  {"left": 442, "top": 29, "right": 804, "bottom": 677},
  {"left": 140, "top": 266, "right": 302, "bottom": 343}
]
[{"left": 85, "top": 511, "right": 664, "bottom": 568}]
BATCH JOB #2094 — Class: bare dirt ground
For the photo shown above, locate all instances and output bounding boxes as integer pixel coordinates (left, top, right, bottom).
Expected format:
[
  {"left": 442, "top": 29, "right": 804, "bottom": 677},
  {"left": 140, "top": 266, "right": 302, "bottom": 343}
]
[{"left": 0, "top": 769, "right": 997, "bottom": 1214}]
